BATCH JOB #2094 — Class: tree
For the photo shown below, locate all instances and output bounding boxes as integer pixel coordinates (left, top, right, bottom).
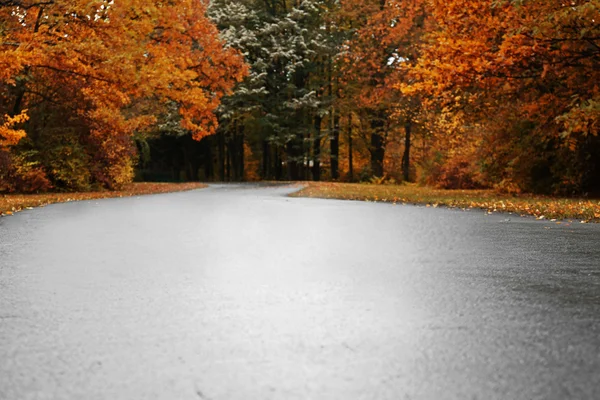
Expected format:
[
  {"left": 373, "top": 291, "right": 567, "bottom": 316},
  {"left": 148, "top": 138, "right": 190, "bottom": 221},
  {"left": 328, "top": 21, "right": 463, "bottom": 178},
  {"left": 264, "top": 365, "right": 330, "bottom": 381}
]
[
  {"left": 338, "top": 0, "right": 426, "bottom": 179},
  {"left": 0, "top": 0, "right": 247, "bottom": 190},
  {"left": 0, "top": 111, "right": 27, "bottom": 148},
  {"left": 208, "top": 0, "right": 338, "bottom": 181},
  {"left": 404, "top": 0, "right": 600, "bottom": 193}
]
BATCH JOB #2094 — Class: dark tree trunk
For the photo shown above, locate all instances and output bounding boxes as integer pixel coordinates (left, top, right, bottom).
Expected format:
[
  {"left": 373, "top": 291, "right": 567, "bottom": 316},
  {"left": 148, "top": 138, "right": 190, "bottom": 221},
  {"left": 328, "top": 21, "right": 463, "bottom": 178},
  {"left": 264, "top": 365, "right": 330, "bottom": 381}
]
[
  {"left": 238, "top": 125, "right": 245, "bottom": 181},
  {"left": 231, "top": 122, "right": 239, "bottom": 181},
  {"left": 304, "top": 129, "right": 311, "bottom": 181},
  {"left": 402, "top": 121, "right": 412, "bottom": 182},
  {"left": 229, "top": 122, "right": 245, "bottom": 181},
  {"left": 192, "top": 162, "right": 200, "bottom": 180},
  {"left": 313, "top": 115, "right": 322, "bottom": 181},
  {"left": 185, "top": 158, "right": 193, "bottom": 181},
  {"left": 226, "top": 141, "right": 231, "bottom": 181},
  {"left": 370, "top": 114, "right": 385, "bottom": 178},
  {"left": 230, "top": 122, "right": 245, "bottom": 182},
  {"left": 203, "top": 137, "right": 213, "bottom": 181},
  {"left": 262, "top": 140, "right": 270, "bottom": 179},
  {"left": 348, "top": 113, "right": 353, "bottom": 182},
  {"left": 218, "top": 131, "right": 225, "bottom": 181},
  {"left": 327, "top": 54, "right": 340, "bottom": 180},
  {"left": 286, "top": 141, "right": 301, "bottom": 180},
  {"left": 183, "top": 136, "right": 195, "bottom": 181},
  {"left": 330, "top": 113, "right": 340, "bottom": 180},
  {"left": 275, "top": 146, "right": 283, "bottom": 180},
  {"left": 11, "top": 83, "right": 26, "bottom": 117}
]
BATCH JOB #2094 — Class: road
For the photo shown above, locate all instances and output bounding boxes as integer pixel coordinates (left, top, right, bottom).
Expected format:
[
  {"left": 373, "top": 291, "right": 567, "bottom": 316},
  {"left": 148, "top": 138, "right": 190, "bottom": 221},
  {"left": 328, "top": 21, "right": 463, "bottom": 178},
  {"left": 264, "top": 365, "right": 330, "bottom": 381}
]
[{"left": 1, "top": 184, "right": 600, "bottom": 400}]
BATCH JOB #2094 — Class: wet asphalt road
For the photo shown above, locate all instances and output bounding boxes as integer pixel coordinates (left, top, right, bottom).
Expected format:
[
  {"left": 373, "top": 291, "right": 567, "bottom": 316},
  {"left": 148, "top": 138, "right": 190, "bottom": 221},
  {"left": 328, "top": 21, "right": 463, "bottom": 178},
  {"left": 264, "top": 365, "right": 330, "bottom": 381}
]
[{"left": 1, "top": 184, "right": 600, "bottom": 400}]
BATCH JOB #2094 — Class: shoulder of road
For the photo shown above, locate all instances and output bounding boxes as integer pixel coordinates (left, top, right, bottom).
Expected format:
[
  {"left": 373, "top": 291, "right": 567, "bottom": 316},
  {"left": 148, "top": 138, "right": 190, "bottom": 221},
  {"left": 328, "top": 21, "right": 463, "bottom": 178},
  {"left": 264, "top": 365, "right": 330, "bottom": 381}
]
[
  {"left": 290, "top": 182, "right": 600, "bottom": 223},
  {"left": 2, "top": 181, "right": 598, "bottom": 223},
  {"left": 0, "top": 182, "right": 207, "bottom": 217}
]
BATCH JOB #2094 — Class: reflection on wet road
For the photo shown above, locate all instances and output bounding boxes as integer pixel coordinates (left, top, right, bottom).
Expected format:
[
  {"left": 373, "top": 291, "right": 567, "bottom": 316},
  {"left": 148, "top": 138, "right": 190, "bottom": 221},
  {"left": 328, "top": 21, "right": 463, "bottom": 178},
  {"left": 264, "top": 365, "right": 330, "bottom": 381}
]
[{"left": 1, "top": 184, "right": 600, "bottom": 399}]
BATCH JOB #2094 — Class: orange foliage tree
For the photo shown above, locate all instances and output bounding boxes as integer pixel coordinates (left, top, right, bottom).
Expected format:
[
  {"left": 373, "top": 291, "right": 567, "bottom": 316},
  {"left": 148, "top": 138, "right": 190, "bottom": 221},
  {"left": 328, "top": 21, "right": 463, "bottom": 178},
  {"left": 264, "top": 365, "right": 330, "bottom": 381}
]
[
  {"left": 0, "top": 111, "right": 27, "bottom": 148},
  {"left": 403, "top": 0, "right": 600, "bottom": 193},
  {"left": 0, "top": 0, "right": 247, "bottom": 191},
  {"left": 338, "top": 0, "right": 426, "bottom": 179}
]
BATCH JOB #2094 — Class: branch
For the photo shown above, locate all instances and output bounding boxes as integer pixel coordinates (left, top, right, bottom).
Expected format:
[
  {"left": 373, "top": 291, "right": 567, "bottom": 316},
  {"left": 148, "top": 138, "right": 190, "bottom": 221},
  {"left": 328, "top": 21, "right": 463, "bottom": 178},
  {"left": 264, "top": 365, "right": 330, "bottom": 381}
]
[
  {"left": 0, "top": 0, "right": 54, "bottom": 9},
  {"left": 31, "top": 64, "right": 114, "bottom": 84}
]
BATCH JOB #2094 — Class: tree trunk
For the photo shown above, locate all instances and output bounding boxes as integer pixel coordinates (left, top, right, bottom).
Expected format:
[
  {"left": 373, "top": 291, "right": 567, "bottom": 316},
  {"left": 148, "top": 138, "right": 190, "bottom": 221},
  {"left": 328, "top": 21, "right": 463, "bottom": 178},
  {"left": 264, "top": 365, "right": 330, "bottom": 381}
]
[
  {"left": 328, "top": 54, "right": 340, "bottom": 180},
  {"left": 348, "top": 113, "right": 353, "bottom": 182},
  {"left": 402, "top": 120, "right": 412, "bottom": 182},
  {"left": 231, "top": 122, "right": 239, "bottom": 181},
  {"left": 11, "top": 81, "right": 26, "bottom": 117},
  {"left": 286, "top": 141, "right": 301, "bottom": 180},
  {"left": 313, "top": 115, "right": 322, "bottom": 181},
  {"left": 238, "top": 125, "right": 245, "bottom": 181},
  {"left": 230, "top": 122, "right": 244, "bottom": 182},
  {"left": 370, "top": 113, "right": 385, "bottom": 178},
  {"left": 184, "top": 148, "right": 193, "bottom": 181},
  {"left": 204, "top": 137, "right": 213, "bottom": 181},
  {"left": 330, "top": 112, "right": 340, "bottom": 180},
  {"left": 275, "top": 146, "right": 283, "bottom": 180},
  {"left": 262, "top": 140, "right": 270, "bottom": 179},
  {"left": 231, "top": 123, "right": 244, "bottom": 181},
  {"left": 226, "top": 141, "right": 231, "bottom": 181},
  {"left": 304, "top": 129, "right": 311, "bottom": 181},
  {"left": 218, "top": 131, "right": 225, "bottom": 181}
]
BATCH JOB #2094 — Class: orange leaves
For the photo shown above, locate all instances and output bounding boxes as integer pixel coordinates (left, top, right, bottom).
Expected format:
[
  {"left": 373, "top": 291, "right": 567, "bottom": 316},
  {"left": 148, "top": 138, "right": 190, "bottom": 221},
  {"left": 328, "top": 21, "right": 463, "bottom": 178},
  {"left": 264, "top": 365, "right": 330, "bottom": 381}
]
[
  {"left": 130, "top": 0, "right": 247, "bottom": 138},
  {"left": 0, "top": 182, "right": 207, "bottom": 216},
  {"left": 557, "top": 97, "right": 600, "bottom": 139},
  {"left": 292, "top": 182, "right": 600, "bottom": 222},
  {"left": 0, "top": 0, "right": 248, "bottom": 190},
  {"left": 0, "top": 111, "right": 29, "bottom": 147},
  {"left": 394, "top": 0, "right": 600, "bottom": 193},
  {"left": 338, "top": 0, "right": 427, "bottom": 124},
  {"left": 1, "top": 0, "right": 247, "bottom": 131}
]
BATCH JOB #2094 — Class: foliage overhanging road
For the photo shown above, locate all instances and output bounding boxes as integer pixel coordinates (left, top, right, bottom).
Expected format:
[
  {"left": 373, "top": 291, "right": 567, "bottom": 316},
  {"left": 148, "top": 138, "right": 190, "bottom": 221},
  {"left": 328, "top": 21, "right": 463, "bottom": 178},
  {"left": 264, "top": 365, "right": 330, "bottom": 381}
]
[{"left": 1, "top": 184, "right": 600, "bottom": 400}]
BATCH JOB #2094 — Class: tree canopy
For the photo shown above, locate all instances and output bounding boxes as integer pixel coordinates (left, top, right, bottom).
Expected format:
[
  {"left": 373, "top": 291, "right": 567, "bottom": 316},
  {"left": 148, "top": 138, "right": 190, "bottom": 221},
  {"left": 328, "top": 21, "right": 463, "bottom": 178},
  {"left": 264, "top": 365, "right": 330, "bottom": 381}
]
[
  {"left": 2, "top": 0, "right": 598, "bottom": 194},
  {"left": 1, "top": 0, "right": 246, "bottom": 191}
]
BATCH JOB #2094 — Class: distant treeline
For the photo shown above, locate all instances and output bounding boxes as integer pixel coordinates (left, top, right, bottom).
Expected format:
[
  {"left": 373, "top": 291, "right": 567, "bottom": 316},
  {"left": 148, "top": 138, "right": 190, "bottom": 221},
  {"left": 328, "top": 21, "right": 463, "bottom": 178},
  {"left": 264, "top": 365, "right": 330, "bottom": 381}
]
[{"left": 2, "top": 0, "right": 599, "bottom": 195}]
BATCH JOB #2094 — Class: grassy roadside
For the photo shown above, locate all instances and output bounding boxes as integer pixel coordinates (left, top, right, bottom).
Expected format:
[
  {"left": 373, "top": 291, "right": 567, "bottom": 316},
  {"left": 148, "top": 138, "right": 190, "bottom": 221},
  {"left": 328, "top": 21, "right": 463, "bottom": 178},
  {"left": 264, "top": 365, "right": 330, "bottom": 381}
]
[
  {"left": 290, "top": 182, "right": 600, "bottom": 223},
  {"left": 0, "top": 182, "right": 207, "bottom": 217}
]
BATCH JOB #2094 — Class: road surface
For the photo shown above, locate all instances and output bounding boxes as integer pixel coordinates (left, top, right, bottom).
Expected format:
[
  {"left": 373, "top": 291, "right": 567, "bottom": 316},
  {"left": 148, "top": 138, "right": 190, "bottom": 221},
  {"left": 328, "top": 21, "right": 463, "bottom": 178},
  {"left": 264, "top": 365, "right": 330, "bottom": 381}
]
[{"left": 1, "top": 184, "right": 600, "bottom": 400}]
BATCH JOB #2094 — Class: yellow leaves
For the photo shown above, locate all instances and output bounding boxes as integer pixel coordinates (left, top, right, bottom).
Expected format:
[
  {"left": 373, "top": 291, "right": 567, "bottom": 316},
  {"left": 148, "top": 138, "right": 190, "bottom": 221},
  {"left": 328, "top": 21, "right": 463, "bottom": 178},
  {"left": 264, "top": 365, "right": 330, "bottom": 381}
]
[
  {"left": 403, "top": 0, "right": 599, "bottom": 193},
  {"left": 127, "top": 1, "right": 247, "bottom": 139},
  {"left": 1, "top": 0, "right": 249, "bottom": 188},
  {"left": 0, "top": 51, "right": 27, "bottom": 82},
  {"left": 0, "top": 182, "right": 207, "bottom": 216},
  {"left": 292, "top": 182, "right": 600, "bottom": 223},
  {"left": 4, "top": 110, "right": 28, "bottom": 126},
  {"left": 339, "top": 0, "right": 426, "bottom": 106},
  {"left": 0, "top": 111, "right": 29, "bottom": 147}
]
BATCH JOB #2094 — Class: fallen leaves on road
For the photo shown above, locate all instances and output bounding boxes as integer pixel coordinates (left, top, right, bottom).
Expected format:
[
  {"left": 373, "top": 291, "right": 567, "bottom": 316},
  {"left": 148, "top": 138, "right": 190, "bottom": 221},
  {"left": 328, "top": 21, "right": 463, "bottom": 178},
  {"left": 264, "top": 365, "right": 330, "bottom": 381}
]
[
  {"left": 0, "top": 182, "right": 207, "bottom": 217},
  {"left": 290, "top": 182, "right": 600, "bottom": 223}
]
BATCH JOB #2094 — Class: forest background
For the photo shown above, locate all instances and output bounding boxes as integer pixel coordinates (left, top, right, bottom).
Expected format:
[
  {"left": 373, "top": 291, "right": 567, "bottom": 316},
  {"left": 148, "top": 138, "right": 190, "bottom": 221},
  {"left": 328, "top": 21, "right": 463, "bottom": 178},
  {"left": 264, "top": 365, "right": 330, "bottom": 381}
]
[{"left": 1, "top": 0, "right": 599, "bottom": 196}]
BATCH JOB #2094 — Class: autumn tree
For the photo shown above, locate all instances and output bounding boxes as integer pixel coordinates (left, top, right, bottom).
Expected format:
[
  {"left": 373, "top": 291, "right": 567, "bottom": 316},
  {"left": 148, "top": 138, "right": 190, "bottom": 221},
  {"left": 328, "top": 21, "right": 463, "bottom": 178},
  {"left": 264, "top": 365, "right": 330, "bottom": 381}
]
[
  {"left": 337, "top": 0, "right": 426, "bottom": 180},
  {"left": 0, "top": 0, "right": 246, "bottom": 191},
  {"left": 405, "top": 0, "right": 600, "bottom": 193}
]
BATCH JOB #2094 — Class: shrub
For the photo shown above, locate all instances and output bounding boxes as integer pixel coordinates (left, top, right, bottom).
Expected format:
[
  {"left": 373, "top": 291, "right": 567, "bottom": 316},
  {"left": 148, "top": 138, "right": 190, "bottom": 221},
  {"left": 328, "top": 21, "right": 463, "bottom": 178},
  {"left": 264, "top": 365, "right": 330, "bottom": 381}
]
[{"left": 0, "top": 150, "right": 51, "bottom": 193}]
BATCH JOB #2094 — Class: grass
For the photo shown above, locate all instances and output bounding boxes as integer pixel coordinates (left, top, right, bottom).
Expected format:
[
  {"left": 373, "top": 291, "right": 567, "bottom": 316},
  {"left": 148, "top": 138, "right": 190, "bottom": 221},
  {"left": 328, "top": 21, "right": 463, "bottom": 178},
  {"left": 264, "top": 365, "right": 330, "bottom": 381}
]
[
  {"left": 290, "top": 182, "right": 600, "bottom": 223},
  {"left": 0, "top": 182, "right": 207, "bottom": 217}
]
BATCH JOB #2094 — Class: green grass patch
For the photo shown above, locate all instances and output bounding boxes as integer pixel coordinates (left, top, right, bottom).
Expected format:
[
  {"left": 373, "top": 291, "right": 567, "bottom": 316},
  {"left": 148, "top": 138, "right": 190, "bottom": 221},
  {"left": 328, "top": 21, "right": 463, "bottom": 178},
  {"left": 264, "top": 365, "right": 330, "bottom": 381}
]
[{"left": 290, "top": 182, "right": 600, "bottom": 223}]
